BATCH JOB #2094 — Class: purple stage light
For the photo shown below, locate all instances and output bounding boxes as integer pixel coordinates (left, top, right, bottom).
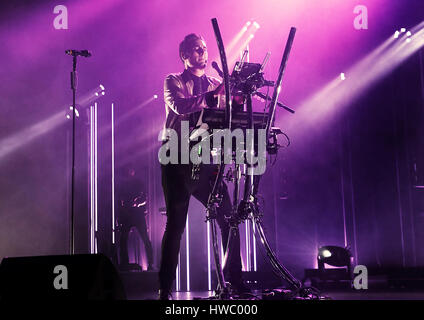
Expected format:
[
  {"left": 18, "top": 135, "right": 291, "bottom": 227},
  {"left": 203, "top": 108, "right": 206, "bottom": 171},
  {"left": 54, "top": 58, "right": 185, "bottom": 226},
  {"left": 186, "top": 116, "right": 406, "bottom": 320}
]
[
  {"left": 0, "top": 112, "right": 66, "bottom": 161},
  {"left": 206, "top": 221, "right": 212, "bottom": 291},
  {"left": 0, "top": 81, "right": 109, "bottom": 161},
  {"left": 185, "top": 216, "right": 190, "bottom": 292},
  {"left": 245, "top": 221, "right": 250, "bottom": 271},
  {"left": 223, "top": 22, "right": 252, "bottom": 60},
  {"left": 252, "top": 222, "right": 257, "bottom": 271},
  {"left": 90, "top": 103, "right": 98, "bottom": 254},
  {"left": 281, "top": 21, "right": 424, "bottom": 140},
  {"left": 111, "top": 103, "right": 116, "bottom": 245}
]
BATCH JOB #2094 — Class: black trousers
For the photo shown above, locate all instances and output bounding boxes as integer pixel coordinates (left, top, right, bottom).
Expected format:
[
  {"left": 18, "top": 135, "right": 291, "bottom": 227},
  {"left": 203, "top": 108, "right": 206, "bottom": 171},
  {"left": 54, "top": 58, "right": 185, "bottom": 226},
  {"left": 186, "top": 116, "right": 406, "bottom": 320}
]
[
  {"left": 159, "top": 163, "right": 242, "bottom": 290},
  {"left": 118, "top": 207, "right": 154, "bottom": 268}
]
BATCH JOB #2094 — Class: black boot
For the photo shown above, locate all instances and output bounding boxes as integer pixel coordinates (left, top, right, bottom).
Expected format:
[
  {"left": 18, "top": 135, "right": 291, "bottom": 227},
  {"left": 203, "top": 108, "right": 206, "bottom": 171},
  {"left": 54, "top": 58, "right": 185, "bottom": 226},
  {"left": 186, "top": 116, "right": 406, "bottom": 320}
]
[{"left": 158, "top": 288, "right": 173, "bottom": 300}]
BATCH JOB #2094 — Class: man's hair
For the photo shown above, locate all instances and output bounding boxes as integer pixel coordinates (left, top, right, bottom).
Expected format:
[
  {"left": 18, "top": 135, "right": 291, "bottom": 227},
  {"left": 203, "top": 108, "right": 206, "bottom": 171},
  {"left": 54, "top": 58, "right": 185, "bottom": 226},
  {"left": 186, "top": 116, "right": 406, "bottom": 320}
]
[{"left": 179, "top": 33, "right": 205, "bottom": 63}]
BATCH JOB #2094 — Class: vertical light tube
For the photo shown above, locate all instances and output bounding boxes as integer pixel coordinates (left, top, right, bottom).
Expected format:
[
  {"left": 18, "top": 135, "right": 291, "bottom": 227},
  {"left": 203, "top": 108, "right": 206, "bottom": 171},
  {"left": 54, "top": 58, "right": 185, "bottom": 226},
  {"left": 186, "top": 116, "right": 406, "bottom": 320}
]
[
  {"left": 90, "top": 106, "right": 95, "bottom": 254},
  {"left": 94, "top": 102, "right": 98, "bottom": 254},
  {"left": 252, "top": 221, "right": 257, "bottom": 271},
  {"left": 245, "top": 221, "right": 250, "bottom": 271},
  {"left": 176, "top": 254, "right": 180, "bottom": 291},
  {"left": 347, "top": 120, "right": 359, "bottom": 264},
  {"left": 111, "top": 103, "right": 116, "bottom": 244},
  {"left": 339, "top": 125, "right": 348, "bottom": 248},
  {"left": 207, "top": 220, "right": 212, "bottom": 291},
  {"left": 89, "top": 104, "right": 98, "bottom": 254},
  {"left": 66, "top": 129, "right": 71, "bottom": 254},
  {"left": 185, "top": 215, "right": 190, "bottom": 291}
]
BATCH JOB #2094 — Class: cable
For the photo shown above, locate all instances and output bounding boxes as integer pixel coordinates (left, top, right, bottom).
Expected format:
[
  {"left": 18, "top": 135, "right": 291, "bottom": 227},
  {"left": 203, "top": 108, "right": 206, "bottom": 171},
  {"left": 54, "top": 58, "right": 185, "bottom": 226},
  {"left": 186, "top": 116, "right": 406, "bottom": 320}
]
[{"left": 280, "top": 131, "right": 290, "bottom": 148}]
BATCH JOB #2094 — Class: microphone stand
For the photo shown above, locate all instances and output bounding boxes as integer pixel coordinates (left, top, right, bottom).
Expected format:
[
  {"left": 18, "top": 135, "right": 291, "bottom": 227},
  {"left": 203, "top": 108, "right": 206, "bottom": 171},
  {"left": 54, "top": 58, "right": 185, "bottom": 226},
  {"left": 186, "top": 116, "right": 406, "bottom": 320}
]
[
  {"left": 66, "top": 49, "right": 91, "bottom": 256},
  {"left": 69, "top": 55, "right": 77, "bottom": 255}
]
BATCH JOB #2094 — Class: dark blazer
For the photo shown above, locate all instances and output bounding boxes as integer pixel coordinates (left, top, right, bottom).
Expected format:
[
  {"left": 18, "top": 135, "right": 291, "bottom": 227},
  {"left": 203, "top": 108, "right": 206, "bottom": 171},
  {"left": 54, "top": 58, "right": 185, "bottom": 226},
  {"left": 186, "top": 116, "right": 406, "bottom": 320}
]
[{"left": 161, "top": 69, "right": 221, "bottom": 140}]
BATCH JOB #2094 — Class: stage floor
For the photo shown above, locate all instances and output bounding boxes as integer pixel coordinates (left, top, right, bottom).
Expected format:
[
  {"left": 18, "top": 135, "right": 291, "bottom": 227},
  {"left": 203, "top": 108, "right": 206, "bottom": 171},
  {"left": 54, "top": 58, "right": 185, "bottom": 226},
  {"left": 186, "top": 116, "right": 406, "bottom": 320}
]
[
  {"left": 125, "top": 289, "right": 424, "bottom": 300},
  {"left": 119, "top": 270, "right": 424, "bottom": 300}
]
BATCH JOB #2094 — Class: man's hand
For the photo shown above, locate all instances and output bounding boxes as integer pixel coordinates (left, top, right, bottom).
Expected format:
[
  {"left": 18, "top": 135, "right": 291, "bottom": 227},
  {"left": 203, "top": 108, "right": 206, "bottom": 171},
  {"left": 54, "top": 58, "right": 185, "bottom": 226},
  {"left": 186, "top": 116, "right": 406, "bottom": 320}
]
[{"left": 213, "top": 82, "right": 245, "bottom": 107}]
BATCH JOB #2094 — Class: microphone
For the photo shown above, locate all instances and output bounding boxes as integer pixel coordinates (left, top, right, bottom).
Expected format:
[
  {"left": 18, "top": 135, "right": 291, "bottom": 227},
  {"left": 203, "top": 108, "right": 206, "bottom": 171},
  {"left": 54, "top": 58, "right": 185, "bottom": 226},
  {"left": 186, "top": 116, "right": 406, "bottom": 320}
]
[
  {"left": 65, "top": 49, "right": 92, "bottom": 58},
  {"left": 211, "top": 61, "right": 223, "bottom": 78}
]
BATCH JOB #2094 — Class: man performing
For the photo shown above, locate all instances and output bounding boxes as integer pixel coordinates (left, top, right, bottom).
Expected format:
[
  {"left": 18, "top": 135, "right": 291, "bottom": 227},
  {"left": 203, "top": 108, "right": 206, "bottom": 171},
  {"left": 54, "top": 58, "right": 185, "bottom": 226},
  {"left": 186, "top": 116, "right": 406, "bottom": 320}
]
[{"left": 158, "top": 33, "right": 244, "bottom": 300}]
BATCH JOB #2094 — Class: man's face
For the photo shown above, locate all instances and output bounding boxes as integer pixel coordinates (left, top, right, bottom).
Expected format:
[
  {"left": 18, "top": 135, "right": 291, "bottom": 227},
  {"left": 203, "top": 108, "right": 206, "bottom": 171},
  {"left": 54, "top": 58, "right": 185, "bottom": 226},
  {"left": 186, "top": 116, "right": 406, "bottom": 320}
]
[{"left": 186, "top": 39, "right": 208, "bottom": 69}]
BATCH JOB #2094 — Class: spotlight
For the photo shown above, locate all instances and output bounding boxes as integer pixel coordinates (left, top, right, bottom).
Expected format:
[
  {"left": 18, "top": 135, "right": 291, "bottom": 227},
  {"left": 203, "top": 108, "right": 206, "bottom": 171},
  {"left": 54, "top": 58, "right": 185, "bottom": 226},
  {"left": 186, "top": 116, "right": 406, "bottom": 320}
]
[
  {"left": 340, "top": 73, "right": 346, "bottom": 80},
  {"left": 223, "top": 22, "right": 252, "bottom": 58},
  {"left": 153, "top": 94, "right": 158, "bottom": 99},
  {"left": 69, "top": 106, "right": 79, "bottom": 117},
  {"left": 95, "top": 84, "right": 105, "bottom": 97},
  {"left": 226, "top": 20, "right": 260, "bottom": 67},
  {"left": 394, "top": 29, "right": 412, "bottom": 41},
  {"left": 303, "top": 246, "right": 353, "bottom": 289},
  {"left": 321, "top": 249, "right": 332, "bottom": 258},
  {"left": 317, "top": 245, "right": 352, "bottom": 271},
  {"left": 66, "top": 106, "right": 80, "bottom": 119},
  {"left": 405, "top": 30, "right": 413, "bottom": 43}
]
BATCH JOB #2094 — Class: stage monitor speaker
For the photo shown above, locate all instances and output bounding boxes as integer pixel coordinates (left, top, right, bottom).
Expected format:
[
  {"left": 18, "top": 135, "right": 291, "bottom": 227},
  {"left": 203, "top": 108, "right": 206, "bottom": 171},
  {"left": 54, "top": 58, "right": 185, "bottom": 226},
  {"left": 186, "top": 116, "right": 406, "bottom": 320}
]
[{"left": 0, "top": 253, "right": 126, "bottom": 300}]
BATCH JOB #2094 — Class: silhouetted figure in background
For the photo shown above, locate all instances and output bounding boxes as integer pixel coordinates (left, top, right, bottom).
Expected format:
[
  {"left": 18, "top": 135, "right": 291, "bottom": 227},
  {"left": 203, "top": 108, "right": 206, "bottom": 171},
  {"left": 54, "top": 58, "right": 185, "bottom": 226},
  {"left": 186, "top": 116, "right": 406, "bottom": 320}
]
[{"left": 116, "top": 166, "right": 154, "bottom": 271}]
